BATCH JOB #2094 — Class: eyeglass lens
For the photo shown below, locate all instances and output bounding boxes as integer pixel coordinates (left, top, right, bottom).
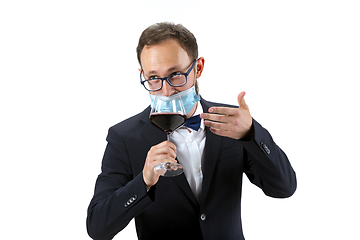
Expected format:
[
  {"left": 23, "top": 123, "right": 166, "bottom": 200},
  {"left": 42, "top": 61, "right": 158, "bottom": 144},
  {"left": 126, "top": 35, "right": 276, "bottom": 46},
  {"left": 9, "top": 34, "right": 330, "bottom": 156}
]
[{"left": 143, "top": 74, "right": 186, "bottom": 91}]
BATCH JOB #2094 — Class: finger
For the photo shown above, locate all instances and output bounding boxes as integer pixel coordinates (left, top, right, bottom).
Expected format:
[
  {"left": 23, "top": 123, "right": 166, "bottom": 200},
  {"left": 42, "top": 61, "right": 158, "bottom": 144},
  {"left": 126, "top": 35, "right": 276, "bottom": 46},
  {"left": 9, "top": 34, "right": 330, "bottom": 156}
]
[
  {"left": 160, "top": 140, "right": 177, "bottom": 152},
  {"left": 203, "top": 117, "right": 237, "bottom": 132},
  {"left": 159, "top": 140, "right": 177, "bottom": 154},
  {"left": 238, "top": 91, "right": 249, "bottom": 110},
  {"left": 203, "top": 119, "right": 224, "bottom": 130},
  {"left": 200, "top": 108, "right": 238, "bottom": 123},
  {"left": 165, "top": 141, "right": 177, "bottom": 153},
  {"left": 201, "top": 112, "right": 227, "bottom": 123},
  {"left": 209, "top": 127, "right": 236, "bottom": 139},
  {"left": 151, "top": 155, "right": 178, "bottom": 164},
  {"left": 209, "top": 106, "right": 239, "bottom": 115},
  {"left": 146, "top": 153, "right": 177, "bottom": 172},
  {"left": 149, "top": 144, "right": 177, "bottom": 159},
  {"left": 159, "top": 148, "right": 177, "bottom": 160}
]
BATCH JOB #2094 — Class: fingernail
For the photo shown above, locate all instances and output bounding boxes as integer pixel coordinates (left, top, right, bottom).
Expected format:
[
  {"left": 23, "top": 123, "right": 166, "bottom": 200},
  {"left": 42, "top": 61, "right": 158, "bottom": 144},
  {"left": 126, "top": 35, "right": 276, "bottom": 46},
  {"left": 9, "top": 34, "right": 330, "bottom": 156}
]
[{"left": 209, "top": 108, "right": 213, "bottom": 113}]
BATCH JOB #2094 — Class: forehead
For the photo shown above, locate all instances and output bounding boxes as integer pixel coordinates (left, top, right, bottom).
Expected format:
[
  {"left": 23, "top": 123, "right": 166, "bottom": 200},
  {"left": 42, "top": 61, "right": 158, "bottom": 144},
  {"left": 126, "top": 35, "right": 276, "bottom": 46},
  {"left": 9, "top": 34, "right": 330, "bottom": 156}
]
[{"left": 140, "top": 39, "right": 191, "bottom": 74}]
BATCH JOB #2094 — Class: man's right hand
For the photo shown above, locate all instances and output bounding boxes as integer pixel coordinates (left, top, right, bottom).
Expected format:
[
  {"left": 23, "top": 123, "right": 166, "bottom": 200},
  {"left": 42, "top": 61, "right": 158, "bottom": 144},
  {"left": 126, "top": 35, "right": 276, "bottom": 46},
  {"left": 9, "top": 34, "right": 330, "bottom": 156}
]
[{"left": 142, "top": 141, "right": 177, "bottom": 190}]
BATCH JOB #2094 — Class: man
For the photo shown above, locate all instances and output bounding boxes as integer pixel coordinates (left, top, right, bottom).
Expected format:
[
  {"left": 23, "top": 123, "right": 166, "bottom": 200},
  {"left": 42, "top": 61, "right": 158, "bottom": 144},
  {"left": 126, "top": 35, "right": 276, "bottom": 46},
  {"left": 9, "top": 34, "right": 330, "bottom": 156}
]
[{"left": 87, "top": 22, "right": 297, "bottom": 240}]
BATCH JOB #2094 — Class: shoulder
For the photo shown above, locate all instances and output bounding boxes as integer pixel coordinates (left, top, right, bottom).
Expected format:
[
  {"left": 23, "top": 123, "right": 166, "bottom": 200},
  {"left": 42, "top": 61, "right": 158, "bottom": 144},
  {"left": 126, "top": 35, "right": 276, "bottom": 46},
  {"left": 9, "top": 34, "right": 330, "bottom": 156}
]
[{"left": 107, "top": 106, "right": 150, "bottom": 138}]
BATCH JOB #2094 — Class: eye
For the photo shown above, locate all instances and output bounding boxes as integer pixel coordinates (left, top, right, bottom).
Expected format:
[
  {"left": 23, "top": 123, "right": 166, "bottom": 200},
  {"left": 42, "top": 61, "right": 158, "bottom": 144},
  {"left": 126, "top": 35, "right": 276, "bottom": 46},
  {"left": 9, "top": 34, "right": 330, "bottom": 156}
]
[
  {"left": 148, "top": 75, "right": 158, "bottom": 80},
  {"left": 169, "top": 72, "right": 182, "bottom": 79},
  {"left": 147, "top": 78, "right": 161, "bottom": 88}
]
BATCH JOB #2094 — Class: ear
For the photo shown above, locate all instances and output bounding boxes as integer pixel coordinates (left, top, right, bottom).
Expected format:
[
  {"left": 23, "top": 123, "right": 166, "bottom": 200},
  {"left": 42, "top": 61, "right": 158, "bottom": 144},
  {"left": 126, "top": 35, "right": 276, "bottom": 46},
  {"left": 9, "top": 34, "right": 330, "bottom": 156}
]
[{"left": 195, "top": 57, "right": 205, "bottom": 78}]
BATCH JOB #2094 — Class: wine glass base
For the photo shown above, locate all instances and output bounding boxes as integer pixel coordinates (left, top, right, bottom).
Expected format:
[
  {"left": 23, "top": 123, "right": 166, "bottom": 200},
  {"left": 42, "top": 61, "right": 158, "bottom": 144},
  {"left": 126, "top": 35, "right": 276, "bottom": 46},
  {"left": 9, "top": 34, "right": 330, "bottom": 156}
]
[{"left": 154, "top": 162, "right": 184, "bottom": 177}]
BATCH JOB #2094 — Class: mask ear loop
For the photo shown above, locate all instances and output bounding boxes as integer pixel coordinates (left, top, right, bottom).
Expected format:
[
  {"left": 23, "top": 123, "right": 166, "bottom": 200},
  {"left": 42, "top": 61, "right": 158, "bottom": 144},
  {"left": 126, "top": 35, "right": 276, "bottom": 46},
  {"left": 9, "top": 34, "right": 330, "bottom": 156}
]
[{"left": 194, "top": 62, "right": 199, "bottom": 95}]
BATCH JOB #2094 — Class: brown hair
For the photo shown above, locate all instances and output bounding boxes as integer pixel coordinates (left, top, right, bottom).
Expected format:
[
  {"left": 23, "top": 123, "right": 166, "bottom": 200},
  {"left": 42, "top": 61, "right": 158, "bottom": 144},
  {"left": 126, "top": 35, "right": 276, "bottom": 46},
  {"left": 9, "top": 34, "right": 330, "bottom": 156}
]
[{"left": 136, "top": 22, "right": 198, "bottom": 65}]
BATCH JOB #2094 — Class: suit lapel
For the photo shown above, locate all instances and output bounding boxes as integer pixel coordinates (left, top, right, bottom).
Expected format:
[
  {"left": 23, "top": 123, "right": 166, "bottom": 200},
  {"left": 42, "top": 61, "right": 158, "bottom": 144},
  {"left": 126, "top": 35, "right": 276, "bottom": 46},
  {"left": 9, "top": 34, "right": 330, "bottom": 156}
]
[
  {"left": 172, "top": 173, "right": 199, "bottom": 207},
  {"left": 141, "top": 120, "right": 166, "bottom": 148},
  {"left": 200, "top": 99, "right": 223, "bottom": 206}
]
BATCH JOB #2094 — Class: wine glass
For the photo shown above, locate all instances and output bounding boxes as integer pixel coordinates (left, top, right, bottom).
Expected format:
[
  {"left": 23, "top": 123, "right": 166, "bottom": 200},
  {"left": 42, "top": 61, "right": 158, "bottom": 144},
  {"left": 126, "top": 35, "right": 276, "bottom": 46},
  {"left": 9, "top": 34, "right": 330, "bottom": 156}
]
[{"left": 150, "top": 92, "right": 187, "bottom": 176}]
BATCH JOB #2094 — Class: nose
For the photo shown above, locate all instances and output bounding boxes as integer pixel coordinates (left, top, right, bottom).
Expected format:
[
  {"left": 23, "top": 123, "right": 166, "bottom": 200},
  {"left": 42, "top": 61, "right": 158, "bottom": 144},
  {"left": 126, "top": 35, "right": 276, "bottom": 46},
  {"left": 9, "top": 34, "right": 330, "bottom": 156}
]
[{"left": 159, "top": 80, "right": 176, "bottom": 97}]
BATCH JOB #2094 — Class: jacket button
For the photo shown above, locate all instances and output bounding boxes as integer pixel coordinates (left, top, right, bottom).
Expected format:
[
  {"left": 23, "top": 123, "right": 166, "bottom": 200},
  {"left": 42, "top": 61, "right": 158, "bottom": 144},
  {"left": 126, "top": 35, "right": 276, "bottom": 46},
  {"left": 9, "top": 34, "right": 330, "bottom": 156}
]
[
  {"left": 124, "top": 195, "right": 137, "bottom": 207},
  {"left": 129, "top": 195, "right": 137, "bottom": 203},
  {"left": 200, "top": 213, "right": 206, "bottom": 221}
]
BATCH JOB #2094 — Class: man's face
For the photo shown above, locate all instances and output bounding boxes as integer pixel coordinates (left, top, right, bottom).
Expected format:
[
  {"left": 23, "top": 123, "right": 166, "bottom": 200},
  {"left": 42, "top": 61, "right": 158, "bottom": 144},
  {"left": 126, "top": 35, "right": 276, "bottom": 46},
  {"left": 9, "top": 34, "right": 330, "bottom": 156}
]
[{"left": 140, "top": 39, "right": 196, "bottom": 96}]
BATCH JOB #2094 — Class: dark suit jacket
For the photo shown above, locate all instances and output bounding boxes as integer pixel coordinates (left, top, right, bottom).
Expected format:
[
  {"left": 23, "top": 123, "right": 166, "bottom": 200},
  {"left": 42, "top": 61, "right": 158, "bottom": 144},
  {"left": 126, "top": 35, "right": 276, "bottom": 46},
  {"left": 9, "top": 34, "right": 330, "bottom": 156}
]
[{"left": 87, "top": 98, "right": 297, "bottom": 240}]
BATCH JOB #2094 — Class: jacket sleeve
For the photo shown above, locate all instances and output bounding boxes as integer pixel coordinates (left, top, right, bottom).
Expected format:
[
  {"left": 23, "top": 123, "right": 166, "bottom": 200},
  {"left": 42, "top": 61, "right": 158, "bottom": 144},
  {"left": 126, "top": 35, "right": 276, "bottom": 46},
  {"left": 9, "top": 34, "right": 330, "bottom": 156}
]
[
  {"left": 86, "top": 126, "right": 155, "bottom": 240},
  {"left": 241, "top": 119, "right": 297, "bottom": 198}
]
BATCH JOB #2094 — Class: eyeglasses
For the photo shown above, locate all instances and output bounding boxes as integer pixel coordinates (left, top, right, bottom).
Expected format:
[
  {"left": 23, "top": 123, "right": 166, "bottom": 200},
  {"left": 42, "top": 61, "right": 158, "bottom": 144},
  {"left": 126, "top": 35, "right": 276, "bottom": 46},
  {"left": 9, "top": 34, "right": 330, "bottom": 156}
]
[{"left": 140, "top": 59, "right": 197, "bottom": 91}]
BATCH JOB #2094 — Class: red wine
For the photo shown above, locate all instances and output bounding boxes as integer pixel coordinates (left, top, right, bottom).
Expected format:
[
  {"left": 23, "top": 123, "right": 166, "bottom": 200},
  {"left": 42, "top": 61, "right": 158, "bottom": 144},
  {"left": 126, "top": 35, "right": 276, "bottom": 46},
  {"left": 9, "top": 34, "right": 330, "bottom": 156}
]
[{"left": 150, "top": 112, "right": 186, "bottom": 134}]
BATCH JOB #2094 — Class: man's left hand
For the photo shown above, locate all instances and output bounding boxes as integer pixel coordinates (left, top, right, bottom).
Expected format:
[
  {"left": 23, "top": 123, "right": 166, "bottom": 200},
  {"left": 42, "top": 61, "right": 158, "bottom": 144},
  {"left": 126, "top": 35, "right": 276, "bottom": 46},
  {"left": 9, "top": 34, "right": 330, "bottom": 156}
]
[{"left": 200, "top": 92, "right": 253, "bottom": 140}]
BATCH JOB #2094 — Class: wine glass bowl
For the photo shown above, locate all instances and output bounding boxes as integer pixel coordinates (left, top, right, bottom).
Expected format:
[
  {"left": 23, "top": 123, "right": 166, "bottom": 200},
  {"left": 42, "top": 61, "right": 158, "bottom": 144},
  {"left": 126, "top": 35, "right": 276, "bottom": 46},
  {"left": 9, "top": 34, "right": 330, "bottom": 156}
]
[
  {"left": 149, "top": 112, "right": 186, "bottom": 135},
  {"left": 150, "top": 92, "right": 186, "bottom": 176}
]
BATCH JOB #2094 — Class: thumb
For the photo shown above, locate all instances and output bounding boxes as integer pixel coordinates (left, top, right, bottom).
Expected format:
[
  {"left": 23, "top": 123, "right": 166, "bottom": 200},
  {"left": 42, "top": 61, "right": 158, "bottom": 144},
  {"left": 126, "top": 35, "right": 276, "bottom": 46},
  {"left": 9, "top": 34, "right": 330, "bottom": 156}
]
[{"left": 238, "top": 91, "right": 249, "bottom": 110}]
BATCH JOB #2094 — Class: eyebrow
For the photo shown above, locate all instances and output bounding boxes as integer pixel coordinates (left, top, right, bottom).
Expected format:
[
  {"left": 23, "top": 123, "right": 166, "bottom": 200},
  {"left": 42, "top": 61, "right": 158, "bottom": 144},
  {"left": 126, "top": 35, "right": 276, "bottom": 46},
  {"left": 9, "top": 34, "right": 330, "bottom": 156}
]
[{"left": 147, "top": 65, "right": 182, "bottom": 76}]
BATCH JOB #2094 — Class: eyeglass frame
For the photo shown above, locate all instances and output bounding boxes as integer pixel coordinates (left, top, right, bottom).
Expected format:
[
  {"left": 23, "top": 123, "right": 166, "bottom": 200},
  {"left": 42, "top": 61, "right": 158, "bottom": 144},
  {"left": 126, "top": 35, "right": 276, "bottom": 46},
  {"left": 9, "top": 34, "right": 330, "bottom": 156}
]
[{"left": 140, "top": 59, "right": 197, "bottom": 91}]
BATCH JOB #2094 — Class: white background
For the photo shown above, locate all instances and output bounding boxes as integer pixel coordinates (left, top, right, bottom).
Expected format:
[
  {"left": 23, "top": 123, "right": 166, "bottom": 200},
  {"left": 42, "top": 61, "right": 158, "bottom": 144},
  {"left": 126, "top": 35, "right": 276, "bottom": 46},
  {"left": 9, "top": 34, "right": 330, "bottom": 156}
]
[{"left": 1, "top": 0, "right": 359, "bottom": 239}]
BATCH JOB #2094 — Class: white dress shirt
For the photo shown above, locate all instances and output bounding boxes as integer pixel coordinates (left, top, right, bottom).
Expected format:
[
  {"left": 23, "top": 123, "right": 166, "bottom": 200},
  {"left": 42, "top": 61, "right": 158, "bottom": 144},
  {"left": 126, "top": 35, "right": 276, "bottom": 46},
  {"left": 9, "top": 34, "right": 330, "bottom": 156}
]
[{"left": 170, "top": 103, "right": 206, "bottom": 202}]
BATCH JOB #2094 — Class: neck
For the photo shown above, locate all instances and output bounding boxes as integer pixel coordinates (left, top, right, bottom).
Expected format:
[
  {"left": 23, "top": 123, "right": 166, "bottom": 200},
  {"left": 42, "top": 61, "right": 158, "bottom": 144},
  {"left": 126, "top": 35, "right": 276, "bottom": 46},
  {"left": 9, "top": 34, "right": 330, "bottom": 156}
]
[{"left": 186, "top": 102, "right": 198, "bottom": 119}]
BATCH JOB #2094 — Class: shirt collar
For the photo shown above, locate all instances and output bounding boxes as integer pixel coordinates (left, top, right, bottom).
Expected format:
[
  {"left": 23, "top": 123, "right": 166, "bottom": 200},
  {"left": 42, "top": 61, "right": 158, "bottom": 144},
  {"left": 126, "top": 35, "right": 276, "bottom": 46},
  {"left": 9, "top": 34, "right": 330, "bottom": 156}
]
[{"left": 185, "top": 102, "right": 204, "bottom": 131}]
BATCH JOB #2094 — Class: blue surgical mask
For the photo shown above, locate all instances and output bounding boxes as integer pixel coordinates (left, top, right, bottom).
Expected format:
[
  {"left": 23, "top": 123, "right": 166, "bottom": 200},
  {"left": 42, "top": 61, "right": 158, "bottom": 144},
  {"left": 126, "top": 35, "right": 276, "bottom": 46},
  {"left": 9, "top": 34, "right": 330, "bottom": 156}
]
[{"left": 149, "top": 86, "right": 200, "bottom": 114}]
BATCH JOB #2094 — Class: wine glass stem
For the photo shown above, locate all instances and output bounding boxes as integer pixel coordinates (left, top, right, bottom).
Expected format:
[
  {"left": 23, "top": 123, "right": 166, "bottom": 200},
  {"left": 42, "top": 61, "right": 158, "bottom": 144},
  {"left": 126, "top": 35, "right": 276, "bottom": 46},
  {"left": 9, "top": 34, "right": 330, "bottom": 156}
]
[{"left": 167, "top": 133, "right": 171, "bottom": 142}]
